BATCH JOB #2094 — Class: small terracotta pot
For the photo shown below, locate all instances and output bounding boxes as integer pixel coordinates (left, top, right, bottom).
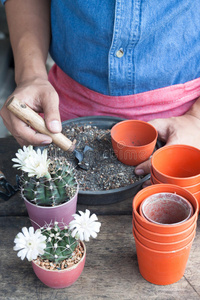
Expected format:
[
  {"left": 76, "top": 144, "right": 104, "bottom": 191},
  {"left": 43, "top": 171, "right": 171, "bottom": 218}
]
[
  {"left": 134, "top": 233, "right": 194, "bottom": 285},
  {"left": 132, "top": 223, "right": 196, "bottom": 251},
  {"left": 151, "top": 145, "right": 200, "bottom": 186},
  {"left": 111, "top": 120, "right": 157, "bottom": 166},
  {"left": 133, "top": 217, "right": 197, "bottom": 243},
  {"left": 140, "top": 192, "right": 193, "bottom": 225},
  {"left": 23, "top": 186, "right": 79, "bottom": 230},
  {"left": 132, "top": 184, "right": 199, "bottom": 234},
  {"left": 151, "top": 167, "right": 200, "bottom": 194},
  {"left": 32, "top": 242, "right": 86, "bottom": 288}
]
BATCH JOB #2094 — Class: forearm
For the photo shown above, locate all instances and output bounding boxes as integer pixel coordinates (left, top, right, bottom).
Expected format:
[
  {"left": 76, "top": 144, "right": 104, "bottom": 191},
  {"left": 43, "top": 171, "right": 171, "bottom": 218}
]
[{"left": 5, "top": 0, "right": 51, "bottom": 85}]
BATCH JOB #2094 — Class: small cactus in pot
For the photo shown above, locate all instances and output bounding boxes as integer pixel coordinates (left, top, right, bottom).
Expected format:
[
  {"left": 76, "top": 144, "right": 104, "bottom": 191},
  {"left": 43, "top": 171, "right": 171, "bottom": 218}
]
[
  {"left": 13, "top": 210, "right": 101, "bottom": 288},
  {"left": 12, "top": 146, "right": 78, "bottom": 207}
]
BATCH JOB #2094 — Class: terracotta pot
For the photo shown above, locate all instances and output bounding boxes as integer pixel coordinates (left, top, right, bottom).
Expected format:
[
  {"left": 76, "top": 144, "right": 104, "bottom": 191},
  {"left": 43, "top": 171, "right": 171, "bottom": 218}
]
[
  {"left": 23, "top": 186, "right": 79, "bottom": 230},
  {"left": 111, "top": 120, "right": 157, "bottom": 166},
  {"left": 132, "top": 184, "right": 199, "bottom": 234},
  {"left": 133, "top": 217, "right": 197, "bottom": 243},
  {"left": 193, "top": 190, "right": 200, "bottom": 206},
  {"left": 32, "top": 242, "right": 86, "bottom": 288},
  {"left": 151, "top": 145, "right": 200, "bottom": 186},
  {"left": 151, "top": 167, "right": 200, "bottom": 194},
  {"left": 132, "top": 223, "right": 196, "bottom": 251},
  {"left": 134, "top": 234, "right": 194, "bottom": 285},
  {"left": 140, "top": 192, "right": 193, "bottom": 225}
]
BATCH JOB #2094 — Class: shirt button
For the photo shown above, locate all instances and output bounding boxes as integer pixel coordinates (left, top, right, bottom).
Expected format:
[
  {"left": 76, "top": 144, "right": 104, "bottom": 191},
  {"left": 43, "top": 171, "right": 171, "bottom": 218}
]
[{"left": 116, "top": 48, "right": 124, "bottom": 58}]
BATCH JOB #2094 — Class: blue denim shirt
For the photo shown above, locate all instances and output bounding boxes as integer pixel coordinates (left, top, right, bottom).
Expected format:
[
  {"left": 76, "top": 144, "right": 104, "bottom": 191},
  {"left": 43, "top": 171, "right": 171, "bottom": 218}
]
[{"left": 2, "top": 0, "right": 200, "bottom": 96}]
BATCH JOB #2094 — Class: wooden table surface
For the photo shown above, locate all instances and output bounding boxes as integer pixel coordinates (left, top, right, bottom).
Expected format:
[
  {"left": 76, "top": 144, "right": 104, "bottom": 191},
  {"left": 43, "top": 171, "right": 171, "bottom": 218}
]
[{"left": 1, "top": 136, "right": 200, "bottom": 300}]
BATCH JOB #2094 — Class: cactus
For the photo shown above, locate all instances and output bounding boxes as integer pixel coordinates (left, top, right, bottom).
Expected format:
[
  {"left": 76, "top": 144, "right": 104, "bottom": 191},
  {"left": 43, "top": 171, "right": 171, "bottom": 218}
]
[
  {"left": 40, "top": 222, "right": 78, "bottom": 264},
  {"left": 21, "top": 157, "right": 78, "bottom": 206}
]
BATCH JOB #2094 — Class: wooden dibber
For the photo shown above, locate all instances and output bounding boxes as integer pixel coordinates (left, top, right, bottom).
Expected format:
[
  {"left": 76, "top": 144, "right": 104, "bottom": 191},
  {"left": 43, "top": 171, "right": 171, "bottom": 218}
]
[{"left": 6, "top": 96, "right": 75, "bottom": 152}]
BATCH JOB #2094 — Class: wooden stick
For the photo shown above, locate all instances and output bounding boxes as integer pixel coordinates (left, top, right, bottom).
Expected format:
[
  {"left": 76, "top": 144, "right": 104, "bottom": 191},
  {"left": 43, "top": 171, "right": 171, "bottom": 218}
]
[{"left": 6, "top": 96, "right": 75, "bottom": 152}]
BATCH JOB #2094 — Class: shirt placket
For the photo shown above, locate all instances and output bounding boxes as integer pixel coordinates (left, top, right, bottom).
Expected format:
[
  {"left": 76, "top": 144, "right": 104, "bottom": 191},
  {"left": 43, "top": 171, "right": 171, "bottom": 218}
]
[{"left": 108, "top": 0, "right": 142, "bottom": 96}]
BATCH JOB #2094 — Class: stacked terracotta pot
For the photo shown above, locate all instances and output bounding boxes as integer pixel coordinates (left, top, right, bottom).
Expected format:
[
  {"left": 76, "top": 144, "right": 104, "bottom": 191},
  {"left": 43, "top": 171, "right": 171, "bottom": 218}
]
[
  {"left": 132, "top": 184, "right": 199, "bottom": 285},
  {"left": 151, "top": 145, "right": 200, "bottom": 206}
]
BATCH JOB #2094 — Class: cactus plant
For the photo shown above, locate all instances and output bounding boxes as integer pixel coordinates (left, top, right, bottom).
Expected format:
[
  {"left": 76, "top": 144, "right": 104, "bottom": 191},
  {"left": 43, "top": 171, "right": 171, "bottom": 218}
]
[
  {"left": 14, "top": 210, "right": 101, "bottom": 269},
  {"left": 40, "top": 221, "right": 78, "bottom": 264},
  {"left": 12, "top": 146, "right": 78, "bottom": 207}
]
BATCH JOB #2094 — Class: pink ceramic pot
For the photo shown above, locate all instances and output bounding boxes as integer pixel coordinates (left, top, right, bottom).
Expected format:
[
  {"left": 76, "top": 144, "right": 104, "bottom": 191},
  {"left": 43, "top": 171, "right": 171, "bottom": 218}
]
[
  {"left": 139, "top": 192, "right": 193, "bottom": 225},
  {"left": 23, "top": 186, "right": 78, "bottom": 229},
  {"left": 133, "top": 217, "right": 197, "bottom": 243},
  {"left": 32, "top": 242, "right": 86, "bottom": 288},
  {"left": 111, "top": 120, "right": 157, "bottom": 166},
  {"left": 132, "top": 184, "right": 199, "bottom": 234},
  {"left": 151, "top": 145, "right": 200, "bottom": 186},
  {"left": 132, "top": 223, "right": 196, "bottom": 251}
]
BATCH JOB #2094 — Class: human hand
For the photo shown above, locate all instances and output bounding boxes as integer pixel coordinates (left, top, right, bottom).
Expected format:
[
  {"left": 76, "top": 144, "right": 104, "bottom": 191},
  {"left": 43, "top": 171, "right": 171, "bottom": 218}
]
[
  {"left": 134, "top": 113, "right": 200, "bottom": 186},
  {"left": 0, "top": 76, "right": 61, "bottom": 147}
]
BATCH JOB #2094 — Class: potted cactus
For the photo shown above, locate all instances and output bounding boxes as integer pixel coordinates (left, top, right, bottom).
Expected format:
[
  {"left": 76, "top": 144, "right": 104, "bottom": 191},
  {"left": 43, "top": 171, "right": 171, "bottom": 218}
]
[
  {"left": 12, "top": 145, "right": 79, "bottom": 229},
  {"left": 13, "top": 209, "right": 101, "bottom": 288}
]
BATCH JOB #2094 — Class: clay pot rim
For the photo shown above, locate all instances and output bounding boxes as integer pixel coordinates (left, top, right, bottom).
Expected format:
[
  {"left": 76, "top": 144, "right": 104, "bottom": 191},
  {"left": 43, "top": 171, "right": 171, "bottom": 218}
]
[
  {"left": 140, "top": 192, "right": 194, "bottom": 226},
  {"left": 111, "top": 120, "right": 158, "bottom": 149},
  {"left": 151, "top": 168, "right": 200, "bottom": 188},
  {"left": 151, "top": 144, "right": 200, "bottom": 182},
  {"left": 132, "top": 184, "right": 199, "bottom": 232},
  {"left": 32, "top": 241, "right": 86, "bottom": 273},
  {"left": 133, "top": 231, "right": 195, "bottom": 254},
  {"left": 22, "top": 184, "right": 79, "bottom": 210},
  {"left": 132, "top": 215, "right": 197, "bottom": 238},
  {"left": 132, "top": 222, "right": 196, "bottom": 246}
]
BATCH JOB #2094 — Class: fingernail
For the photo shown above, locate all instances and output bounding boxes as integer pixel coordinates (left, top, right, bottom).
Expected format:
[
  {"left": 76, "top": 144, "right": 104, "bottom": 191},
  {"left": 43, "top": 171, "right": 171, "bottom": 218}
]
[
  {"left": 135, "top": 168, "right": 145, "bottom": 176},
  {"left": 49, "top": 120, "right": 61, "bottom": 132},
  {"left": 41, "top": 139, "right": 52, "bottom": 145}
]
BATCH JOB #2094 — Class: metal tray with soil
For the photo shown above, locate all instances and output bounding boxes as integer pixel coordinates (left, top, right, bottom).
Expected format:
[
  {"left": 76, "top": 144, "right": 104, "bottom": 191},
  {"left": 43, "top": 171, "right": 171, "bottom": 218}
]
[{"left": 47, "top": 116, "right": 150, "bottom": 205}]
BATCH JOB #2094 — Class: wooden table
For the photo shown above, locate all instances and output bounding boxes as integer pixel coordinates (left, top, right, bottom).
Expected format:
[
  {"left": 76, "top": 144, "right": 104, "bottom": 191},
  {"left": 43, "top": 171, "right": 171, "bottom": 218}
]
[{"left": 1, "top": 136, "right": 200, "bottom": 300}]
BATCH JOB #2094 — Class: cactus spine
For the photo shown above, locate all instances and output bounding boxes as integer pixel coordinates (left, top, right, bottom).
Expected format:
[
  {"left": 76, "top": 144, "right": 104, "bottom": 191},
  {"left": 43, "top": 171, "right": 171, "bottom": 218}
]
[
  {"left": 40, "top": 222, "right": 78, "bottom": 264},
  {"left": 21, "top": 157, "right": 77, "bottom": 206}
]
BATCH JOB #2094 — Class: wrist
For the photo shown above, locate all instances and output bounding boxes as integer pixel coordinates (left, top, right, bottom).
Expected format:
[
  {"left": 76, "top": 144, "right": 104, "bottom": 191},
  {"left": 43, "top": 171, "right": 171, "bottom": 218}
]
[
  {"left": 15, "top": 61, "right": 48, "bottom": 86},
  {"left": 185, "top": 97, "right": 200, "bottom": 121}
]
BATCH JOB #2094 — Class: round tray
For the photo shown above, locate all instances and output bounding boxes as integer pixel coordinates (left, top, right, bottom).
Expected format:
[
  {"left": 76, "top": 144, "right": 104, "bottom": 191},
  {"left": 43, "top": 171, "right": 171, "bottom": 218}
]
[{"left": 61, "top": 116, "right": 151, "bottom": 205}]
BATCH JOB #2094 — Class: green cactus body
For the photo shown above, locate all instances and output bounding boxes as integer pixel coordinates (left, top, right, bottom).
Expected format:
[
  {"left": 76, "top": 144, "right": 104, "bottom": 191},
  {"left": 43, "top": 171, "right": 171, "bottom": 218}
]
[
  {"left": 21, "top": 157, "right": 77, "bottom": 206},
  {"left": 41, "top": 224, "right": 78, "bottom": 264}
]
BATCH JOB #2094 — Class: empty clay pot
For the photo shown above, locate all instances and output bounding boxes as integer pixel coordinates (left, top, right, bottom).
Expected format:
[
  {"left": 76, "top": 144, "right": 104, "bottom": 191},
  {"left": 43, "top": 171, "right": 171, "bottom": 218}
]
[
  {"left": 151, "top": 145, "right": 200, "bottom": 186},
  {"left": 134, "top": 233, "right": 194, "bottom": 285},
  {"left": 111, "top": 120, "right": 157, "bottom": 166},
  {"left": 132, "top": 223, "right": 196, "bottom": 251},
  {"left": 151, "top": 167, "right": 200, "bottom": 194},
  {"left": 133, "top": 217, "right": 197, "bottom": 243},
  {"left": 132, "top": 184, "right": 199, "bottom": 234},
  {"left": 140, "top": 192, "right": 193, "bottom": 225}
]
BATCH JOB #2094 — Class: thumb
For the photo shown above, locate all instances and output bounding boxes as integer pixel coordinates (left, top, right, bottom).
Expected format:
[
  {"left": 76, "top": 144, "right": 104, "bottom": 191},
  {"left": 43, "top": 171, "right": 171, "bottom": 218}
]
[{"left": 42, "top": 94, "right": 62, "bottom": 133}]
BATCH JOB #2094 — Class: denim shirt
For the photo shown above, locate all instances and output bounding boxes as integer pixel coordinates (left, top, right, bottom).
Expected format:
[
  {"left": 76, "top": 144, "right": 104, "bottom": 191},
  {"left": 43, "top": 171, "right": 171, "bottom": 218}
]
[{"left": 2, "top": 0, "right": 200, "bottom": 96}]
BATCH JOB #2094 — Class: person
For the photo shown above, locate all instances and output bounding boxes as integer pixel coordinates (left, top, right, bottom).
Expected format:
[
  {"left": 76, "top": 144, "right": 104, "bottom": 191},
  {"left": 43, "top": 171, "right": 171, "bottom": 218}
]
[{"left": 1, "top": 0, "right": 200, "bottom": 184}]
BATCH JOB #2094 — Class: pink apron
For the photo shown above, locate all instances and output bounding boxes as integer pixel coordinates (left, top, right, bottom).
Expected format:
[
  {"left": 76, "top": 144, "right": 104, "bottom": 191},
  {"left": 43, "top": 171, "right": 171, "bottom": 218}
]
[{"left": 48, "top": 64, "right": 200, "bottom": 122}]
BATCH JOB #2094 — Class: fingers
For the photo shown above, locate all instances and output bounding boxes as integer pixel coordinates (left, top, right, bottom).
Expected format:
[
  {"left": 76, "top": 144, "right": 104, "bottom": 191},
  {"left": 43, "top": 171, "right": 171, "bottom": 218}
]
[
  {"left": 148, "top": 118, "right": 170, "bottom": 143},
  {"left": 3, "top": 114, "right": 52, "bottom": 146},
  {"left": 0, "top": 78, "right": 61, "bottom": 146},
  {"left": 135, "top": 157, "right": 152, "bottom": 176},
  {"left": 42, "top": 93, "right": 62, "bottom": 134}
]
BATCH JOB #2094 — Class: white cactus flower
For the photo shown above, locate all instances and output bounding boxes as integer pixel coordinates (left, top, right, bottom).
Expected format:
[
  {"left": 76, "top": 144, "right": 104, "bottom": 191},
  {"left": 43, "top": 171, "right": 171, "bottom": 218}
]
[
  {"left": 12, "top": 146, "right": 50, "bottom": 178},
  {"left": 69, "top": 209, "right": 101, "bottom": 242},
  {"left": 13, "top": 227, "right": 46, "bottom": 261},
  {"left": 12, "top": 145, "right": 34, "bottom": 169}
]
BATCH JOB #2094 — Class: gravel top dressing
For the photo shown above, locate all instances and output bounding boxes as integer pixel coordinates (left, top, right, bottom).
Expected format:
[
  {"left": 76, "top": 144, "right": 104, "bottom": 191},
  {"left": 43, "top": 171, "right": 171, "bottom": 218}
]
[{"left": 48, "top": 123, "right": 143, "bottom": 192}]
